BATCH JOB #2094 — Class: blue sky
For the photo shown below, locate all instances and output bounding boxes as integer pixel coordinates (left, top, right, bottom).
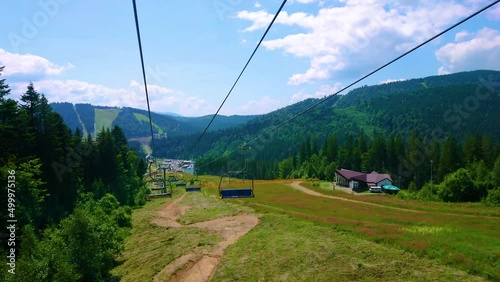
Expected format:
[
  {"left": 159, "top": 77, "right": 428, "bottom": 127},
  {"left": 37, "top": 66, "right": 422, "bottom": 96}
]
[{"left": 1, "top": 0, "right": 499, "bottom": 116}]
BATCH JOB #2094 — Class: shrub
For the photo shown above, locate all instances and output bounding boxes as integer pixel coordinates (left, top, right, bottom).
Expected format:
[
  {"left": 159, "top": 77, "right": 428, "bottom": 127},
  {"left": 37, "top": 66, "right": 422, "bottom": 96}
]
[
  {"left": 484, "top": 189, "right": 500, "bottom": 207},
  {"left": 437, "top": 168, "right": 482, "bottom": 202}
]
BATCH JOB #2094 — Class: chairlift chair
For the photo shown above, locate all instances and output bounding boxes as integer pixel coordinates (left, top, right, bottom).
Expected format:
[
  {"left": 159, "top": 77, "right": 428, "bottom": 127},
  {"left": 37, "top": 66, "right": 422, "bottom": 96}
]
[
  {"left": 218, "top": 172, "right": 255, "bottom": 199},
  {"left": 186, "top": 175, "right": 201, "bottom": 192},
  {"left": 175, "top": 175, "right": 186, "bottom": 187},
  {"left": 145, "top": 164, "right": 173, "bottom": 199}
]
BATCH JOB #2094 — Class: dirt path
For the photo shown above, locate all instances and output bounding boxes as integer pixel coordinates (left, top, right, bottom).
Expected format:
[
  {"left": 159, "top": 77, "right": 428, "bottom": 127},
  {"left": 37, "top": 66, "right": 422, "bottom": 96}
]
[
  {"left": 289, "top": 182, "right": 500, "bottom": 219},
  {"left": 151, "top": 196, "right": 259, "bottom": 282}
]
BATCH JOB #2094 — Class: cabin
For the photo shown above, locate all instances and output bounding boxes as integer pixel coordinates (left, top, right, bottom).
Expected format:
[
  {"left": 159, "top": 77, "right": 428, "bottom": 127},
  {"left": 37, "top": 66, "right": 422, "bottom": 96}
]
[{"left": 335, "top": 169, "right": 393, "bottom": 192}]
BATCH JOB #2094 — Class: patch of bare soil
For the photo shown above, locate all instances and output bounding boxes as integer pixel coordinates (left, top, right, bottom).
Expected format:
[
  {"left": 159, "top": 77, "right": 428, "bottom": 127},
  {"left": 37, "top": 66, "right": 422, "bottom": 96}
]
[
  {"left": 150, "top": 194, "right": 189, "bottom": 228},
  {"left": 151, "top": 196, "right": 259, "bottom": 282}
]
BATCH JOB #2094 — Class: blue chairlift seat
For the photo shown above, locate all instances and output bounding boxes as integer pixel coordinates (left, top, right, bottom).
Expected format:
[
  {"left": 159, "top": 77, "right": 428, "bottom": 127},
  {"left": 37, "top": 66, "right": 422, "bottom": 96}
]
[
  {"left": 218, "top": 173, "right": 255, "bottom": 199},
  {"left": 220, "top": 188, "right": 254, "bottom": 198},
  {"left": 170, "top": 178, "right": 178, "bottom": 183},
  {"left": 186, "top": 179, "right": 201, "bottom": 192},
  {"left": 186, "top": 186, "right": 201, "bottom": 192}
]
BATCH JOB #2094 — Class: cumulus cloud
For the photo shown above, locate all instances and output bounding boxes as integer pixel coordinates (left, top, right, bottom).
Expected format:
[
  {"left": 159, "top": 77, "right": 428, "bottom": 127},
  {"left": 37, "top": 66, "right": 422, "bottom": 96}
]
[
  {"left": 295, "top": 0, "right": 318, "bottom": 3},
  {"left": 228, "top": 96, "right": 286, "bottom": 115},
  {"left": 487, "top": 2, "right": 500, "bottom": 20},
  {"left": 237, "top": 0, "right": 472, "bottom": 85},
  {"left": 290, "top": 83, "right": 341, "bottom": 103},
  {"left": 0, "top": 49, "right": 73, "bottom": 81},
  {"left": 436, "top": 28, "right": 500, "bottom": 74},
  {"left": 379, "top": 78, "right": 406, "bottom": 84},
  {"left": 9, "top": 79, "right": 213, "bottom": 116},
  {"left": 454, "top": 30, "right": 470, "bottom": 41},
  {"left": 1, "top": 50, "right": 215, "bottom": 116}
]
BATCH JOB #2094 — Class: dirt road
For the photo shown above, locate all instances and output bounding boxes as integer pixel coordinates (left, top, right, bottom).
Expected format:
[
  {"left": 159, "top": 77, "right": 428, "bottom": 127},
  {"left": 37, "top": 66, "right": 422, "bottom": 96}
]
[
  {"left": 151, "top": 194, "right": 259, "bottom": 282},
  {"left": 289, "top": 181, "right": 499, "bottom": 219}
]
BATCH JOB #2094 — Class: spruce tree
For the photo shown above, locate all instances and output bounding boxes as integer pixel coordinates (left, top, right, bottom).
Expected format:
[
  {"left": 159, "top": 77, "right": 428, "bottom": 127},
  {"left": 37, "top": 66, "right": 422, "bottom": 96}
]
[{"left": 0, "top": 66, "right": 10, "bottom": 101}]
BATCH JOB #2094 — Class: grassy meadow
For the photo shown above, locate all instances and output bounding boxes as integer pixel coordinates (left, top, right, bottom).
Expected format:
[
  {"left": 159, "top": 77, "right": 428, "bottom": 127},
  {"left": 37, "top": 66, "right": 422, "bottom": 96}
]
[
  {"left": 94, "top": 108, "right": 120, "bottom": 133},
  {"left": 112, "top": 176, "right": 499, "bottom": 281}
]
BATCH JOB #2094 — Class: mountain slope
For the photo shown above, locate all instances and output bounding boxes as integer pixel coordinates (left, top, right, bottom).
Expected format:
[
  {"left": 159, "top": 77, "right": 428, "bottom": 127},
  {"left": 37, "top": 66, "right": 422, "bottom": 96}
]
[
  {"left": 158, "top": 70, "right": 500, "bottom": 160},
  {"left": 50, "top": 103, "right": 258, "bottom": 138}
]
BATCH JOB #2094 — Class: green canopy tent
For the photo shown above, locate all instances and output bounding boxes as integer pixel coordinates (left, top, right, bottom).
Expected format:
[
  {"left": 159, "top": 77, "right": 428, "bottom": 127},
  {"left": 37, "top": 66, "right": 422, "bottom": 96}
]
[{"left": 381, "top": 184, "right": 400, "bottom": 194}]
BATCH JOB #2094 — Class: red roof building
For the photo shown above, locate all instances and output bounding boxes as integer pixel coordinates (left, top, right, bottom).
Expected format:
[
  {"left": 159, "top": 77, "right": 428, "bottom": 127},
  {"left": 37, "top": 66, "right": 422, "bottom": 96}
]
[{"left": 335, "top": 169, "right": 393, "bottom": 192}]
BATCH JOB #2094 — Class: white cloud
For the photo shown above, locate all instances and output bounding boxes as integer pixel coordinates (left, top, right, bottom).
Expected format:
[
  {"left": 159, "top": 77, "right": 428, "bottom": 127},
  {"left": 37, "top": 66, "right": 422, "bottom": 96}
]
[
  {"left": 454, "top": 30, "right": 470, "bottom": 41},
  {"left": 1, "top": 50, "right": 214, "bottom": 116},
  {"left": 487, "top": 2, "right": 500, "bottom": 20},
  {"left": 290, "top": 83, "right": 341, "bottom": 103},
  {"left": 0, "top": 49, "right": 73, "bottom": 79},
  {"left": 237, "top": 1, "right": 472, "bottom": 85},
  {"left": 438, "top": 67, "right": 450, "bottom": 75},
  {"left": 295, "top": 0, "right": 318, "bottom": 3},
  {"left": 237, "top": 10, "right": 275, "bottom": 32},
  {"left": 8, "top": 79, "right": 213, "bottom": 117},
  {"left": 436, "top": 28, "right": 500, "bottom": 74},
  {"left": 379, "top": 78, "right": 406, "bottom": 84},
  {"left": 227, "top": 96, "right": 285, "bottom": 115},
  {"left": 255, "top": 2, "right": 261, "bottom": 8}
]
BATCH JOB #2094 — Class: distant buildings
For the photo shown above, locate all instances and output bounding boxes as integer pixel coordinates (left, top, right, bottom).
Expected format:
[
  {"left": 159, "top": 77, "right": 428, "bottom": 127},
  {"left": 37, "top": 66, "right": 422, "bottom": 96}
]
[{"left": 153, "top": 133, "right": 167, "bottom": 139}]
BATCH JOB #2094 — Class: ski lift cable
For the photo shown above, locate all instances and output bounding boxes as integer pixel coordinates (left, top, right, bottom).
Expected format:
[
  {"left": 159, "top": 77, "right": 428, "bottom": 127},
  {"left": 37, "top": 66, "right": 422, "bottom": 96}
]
[
  {"left": 196, "top": 0, "right": 500, "bottom": 170},
  {"left": 132, "top": 0, "right": 157, "bottom": 157},
  {"left": 192, "top": 0, "right": 288, "bottom": 149}
]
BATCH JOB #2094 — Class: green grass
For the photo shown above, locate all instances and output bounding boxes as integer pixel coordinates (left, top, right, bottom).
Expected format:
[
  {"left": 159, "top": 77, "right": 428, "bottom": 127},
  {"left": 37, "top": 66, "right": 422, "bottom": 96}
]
[
  {"left": 111, "top": 188, "right": 254, "bottom": 281},
  {"left": 73, "top": 104, "right": 88, "bottom": 136},
  {"left": 212, "top": 213, "right": 484, "bottom": 282},
  {"left": 94, "top": 108, "right": 120, "bottom": 133},
  {"left": 302, "top": 181, "right": 500, "bottom": 217},
  {"left": 177, "top": 192, "right": 254, "bottom": 224},
  {"left": 112, "top": 179, "right": 498, "bottom": 281},
  {"left": 133, "top": 112, "right": 164, "bottom": 134},
  {"left": 111, "top": 191, "right": 223, "bottom": 281},
  {"left": 240, "top": 182, "right": 500, "bottom": 280}
]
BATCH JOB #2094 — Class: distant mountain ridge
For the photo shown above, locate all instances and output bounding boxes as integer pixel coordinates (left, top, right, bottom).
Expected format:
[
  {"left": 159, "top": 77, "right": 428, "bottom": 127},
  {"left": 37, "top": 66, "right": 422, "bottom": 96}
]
[
  {"left": 50, "top": 103, "right": 258, "bottom": 139},
  {"left": 154, "top": 111, "right": 183, "bottom": 117},
  {"left": 51, "top": 70, "right": 500, "bottom": 161},
  {"left": 156, "top": 70, "right": 500, "bottom": 160}
]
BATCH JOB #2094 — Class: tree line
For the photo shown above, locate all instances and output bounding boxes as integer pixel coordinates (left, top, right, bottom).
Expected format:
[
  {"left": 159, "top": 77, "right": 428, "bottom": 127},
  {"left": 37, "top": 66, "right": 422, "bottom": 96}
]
[
  {"left": 196, "top": 130, "right": 500, "bottom": 205},
  {"left": 0, "top": 66, "right": 147, "bottom": 281}
]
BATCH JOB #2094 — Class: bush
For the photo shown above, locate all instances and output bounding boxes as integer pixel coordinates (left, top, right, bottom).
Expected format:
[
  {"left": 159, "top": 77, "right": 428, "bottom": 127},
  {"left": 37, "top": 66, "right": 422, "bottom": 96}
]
[
  {"left": 397, "top": 190, "right": 417, "bottom": 200},
  {"left": 438, "top": 168, "right": 482, "bottom": 202},
  {"left": 484, "top": 189, "right": 500, "bottom": 207},
  {"left": 417, "top": 182, "right": 440, "bottom": 201}
]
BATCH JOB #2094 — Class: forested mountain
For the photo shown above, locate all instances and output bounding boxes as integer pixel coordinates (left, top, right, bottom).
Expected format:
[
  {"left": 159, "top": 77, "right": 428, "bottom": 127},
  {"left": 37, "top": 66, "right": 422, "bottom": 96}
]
[
  {"left": 162, "top": 70, "right": 500, "bottom": 160},
  {"left": 152, "top": 70, "right": 500, "bottom": 199},
  {"left": 0, "top": 67, "right": 147, "bottom": 281},
  {"left": 50, "top": 102, "right": 257, "bottom": 138}
]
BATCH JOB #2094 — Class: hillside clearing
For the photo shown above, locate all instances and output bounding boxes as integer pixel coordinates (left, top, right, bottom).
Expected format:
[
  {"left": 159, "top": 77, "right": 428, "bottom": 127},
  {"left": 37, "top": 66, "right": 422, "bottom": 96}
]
[
  {"left": 112, "top": 179, "right": 495, "bottom": 281},
  {"left": 94, "top": 108, "right": 120, "bottom": 133}
]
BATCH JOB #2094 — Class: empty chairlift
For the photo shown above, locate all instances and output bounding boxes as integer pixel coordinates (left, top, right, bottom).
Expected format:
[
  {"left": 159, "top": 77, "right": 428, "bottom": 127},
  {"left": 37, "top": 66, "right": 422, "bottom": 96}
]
[
  {"left": 186, "top": 177, "right": 201, "bottom": 192},
  {"left": 175, "top": 172, "right": 186, "bottom": 188},
  {"left": 146, "top": 163, "right": 173, "bottom": 199},
  {"left": 218, "top": 172, "right": 255, "bottom": 199}
]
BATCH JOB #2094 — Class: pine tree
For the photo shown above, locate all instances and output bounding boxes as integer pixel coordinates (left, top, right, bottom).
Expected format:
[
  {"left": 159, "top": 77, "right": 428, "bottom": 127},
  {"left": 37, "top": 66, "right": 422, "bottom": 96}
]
[
  {"left": 0, "top": 66, "right": 10, "bottom": 102},
  {"left": 438, "top": 137, "right": 462, "bottom": 181},
  {"left": 325, "top": 134, "right": 338, "bottom": 163},
  {"left": 463, "top": 135, "right": 482, "bottom": 165},
  {"left": 20, "top": 82, "right": 41, "bottom": 128},
  {"left": 493, "top": 155, "right": 500, "bottom": 188}
]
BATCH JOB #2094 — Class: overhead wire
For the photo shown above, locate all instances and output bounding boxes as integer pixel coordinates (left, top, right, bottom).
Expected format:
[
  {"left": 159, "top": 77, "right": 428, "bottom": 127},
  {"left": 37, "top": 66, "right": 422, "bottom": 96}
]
[
  {"left": 132, "top": 0, "right": 157, "bottom": 157},
  {"left": 192, "top": 0, "right": 288, "bottom": 149},
  {"left": 196, "top": 0, "right": 500, "bottom": 170}
]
